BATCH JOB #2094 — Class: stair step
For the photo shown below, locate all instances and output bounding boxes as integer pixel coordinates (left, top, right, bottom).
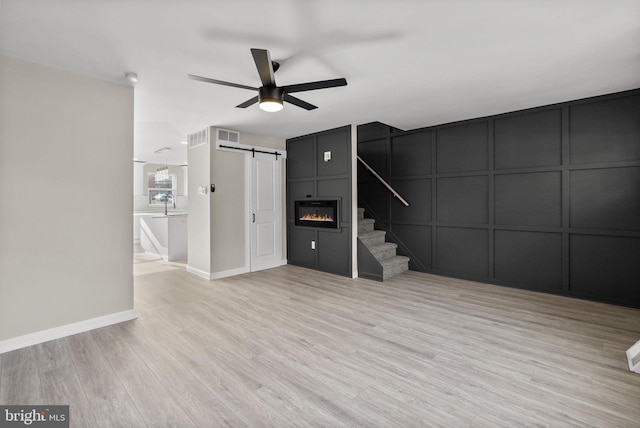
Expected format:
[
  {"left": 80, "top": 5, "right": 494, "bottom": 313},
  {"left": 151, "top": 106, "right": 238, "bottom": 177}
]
[
  {"left": 358, "top": 218, "right": 375, "bottom": 233},
  {"left": 357, "top": 208, "right": 410, "bottom": 281},
  {"left": 369, "top": 242, "right": 398, "bottom": 261},
  {"left": 380, "top": 255, "right": 410, "bottom": 269},
  {"left": 359, "top": 230, "right": 386, "bottom": 247},
  {"left": 381, "top": 255, "right": 410, "bottom": 280}
]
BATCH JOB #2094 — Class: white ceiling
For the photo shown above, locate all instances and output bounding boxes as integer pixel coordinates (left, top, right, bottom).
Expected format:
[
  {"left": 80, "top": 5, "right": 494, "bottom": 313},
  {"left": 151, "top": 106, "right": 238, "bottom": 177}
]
[{"left": 2, "top": 0, "right": 639, "bottom": 165}]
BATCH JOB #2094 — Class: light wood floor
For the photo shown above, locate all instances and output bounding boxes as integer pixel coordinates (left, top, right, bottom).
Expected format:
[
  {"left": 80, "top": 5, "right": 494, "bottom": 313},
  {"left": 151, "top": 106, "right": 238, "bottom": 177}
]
[{"left": 2, "top": 253, "right": 640, "bottom": 427}]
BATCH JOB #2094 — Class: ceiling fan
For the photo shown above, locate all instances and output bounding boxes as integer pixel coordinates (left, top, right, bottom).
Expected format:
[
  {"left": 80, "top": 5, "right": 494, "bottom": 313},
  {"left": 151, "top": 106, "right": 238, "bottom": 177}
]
[{"left": 188, "top": 48, "right": 347, "bottom": 112}]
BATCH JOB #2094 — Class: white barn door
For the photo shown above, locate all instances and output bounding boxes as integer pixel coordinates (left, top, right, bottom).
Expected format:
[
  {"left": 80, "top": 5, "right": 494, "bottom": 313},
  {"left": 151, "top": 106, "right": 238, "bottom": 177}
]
[{"left": 250, "top": 153, "right": 282, "bottom": 271}]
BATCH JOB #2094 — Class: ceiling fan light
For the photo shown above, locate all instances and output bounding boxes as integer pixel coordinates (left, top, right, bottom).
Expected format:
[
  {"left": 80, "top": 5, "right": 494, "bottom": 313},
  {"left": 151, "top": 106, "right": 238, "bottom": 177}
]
[
  {"left": 259, "top": 100, "right": 283, "bottom": 112},
  {"left": 258, "top": 86, "right": 284, "bottom": 112}
]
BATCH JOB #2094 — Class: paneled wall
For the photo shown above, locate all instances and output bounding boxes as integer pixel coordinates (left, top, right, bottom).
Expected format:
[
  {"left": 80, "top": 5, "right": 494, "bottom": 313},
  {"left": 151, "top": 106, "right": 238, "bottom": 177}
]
[
  {"left": 358, "top": 89, "right": 640, "bottom": 307},
  {"left": 287, "top": 126, "right": 352, "bottom": 277}
]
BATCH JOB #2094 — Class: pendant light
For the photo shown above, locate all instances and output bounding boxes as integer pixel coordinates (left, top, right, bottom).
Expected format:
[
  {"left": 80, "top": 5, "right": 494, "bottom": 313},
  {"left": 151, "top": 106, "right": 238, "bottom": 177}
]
[{"left": 154, "top": 147, "right": 171, "bottom": 180}]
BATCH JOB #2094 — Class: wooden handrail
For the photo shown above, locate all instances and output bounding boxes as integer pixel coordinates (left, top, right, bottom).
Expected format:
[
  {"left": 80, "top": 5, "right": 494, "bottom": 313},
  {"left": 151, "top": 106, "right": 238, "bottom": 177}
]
[{"left": 357, "top": 155, "right": 410, "bottom": 207}]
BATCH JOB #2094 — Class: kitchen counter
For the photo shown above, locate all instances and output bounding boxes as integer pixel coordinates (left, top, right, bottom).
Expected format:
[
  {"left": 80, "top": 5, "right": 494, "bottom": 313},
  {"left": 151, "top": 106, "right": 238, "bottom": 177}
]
[{"left": 135, "top": 213, "right": 188, "bottom": 261}]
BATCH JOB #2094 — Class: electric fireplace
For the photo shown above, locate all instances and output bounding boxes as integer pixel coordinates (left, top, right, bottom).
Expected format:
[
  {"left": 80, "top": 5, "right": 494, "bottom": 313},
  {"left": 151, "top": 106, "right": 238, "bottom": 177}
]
[{"left": 295, "top": 199, "right": 339, "bottom": 229}]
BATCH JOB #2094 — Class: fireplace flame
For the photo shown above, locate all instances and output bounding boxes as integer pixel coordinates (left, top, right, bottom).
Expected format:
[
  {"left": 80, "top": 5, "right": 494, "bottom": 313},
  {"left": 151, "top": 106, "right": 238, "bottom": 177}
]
[{"left": 299, "top": 213, "right": 334, "bottom": 222}]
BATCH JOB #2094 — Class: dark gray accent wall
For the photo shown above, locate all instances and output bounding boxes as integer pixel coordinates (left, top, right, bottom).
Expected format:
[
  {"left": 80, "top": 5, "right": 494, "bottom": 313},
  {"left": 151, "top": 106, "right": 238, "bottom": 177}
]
[
  {"left": 358, "top": 89, "right": 640, "bottom": 307},
  {"left": 287, "top": 126, "right": 352, "bottom": 277}
]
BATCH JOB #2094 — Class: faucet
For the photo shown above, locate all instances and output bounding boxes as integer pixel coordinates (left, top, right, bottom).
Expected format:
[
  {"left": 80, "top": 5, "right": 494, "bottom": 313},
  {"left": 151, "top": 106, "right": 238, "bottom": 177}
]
[{"left": 164, "top": 192, "right": 176, "bottom": 215}]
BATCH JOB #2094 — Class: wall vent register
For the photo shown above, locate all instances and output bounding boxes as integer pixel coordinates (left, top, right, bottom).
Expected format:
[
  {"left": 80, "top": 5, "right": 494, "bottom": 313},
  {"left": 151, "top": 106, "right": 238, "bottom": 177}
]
[
  {"left": 295, "top": 200, "right": 339, "bottom": 229},
  {"left": 217, "top": 128, "right": 240, "bottom": 144},
  {"left": 187, "top": 128, "right": 208, "bottom": 149}
]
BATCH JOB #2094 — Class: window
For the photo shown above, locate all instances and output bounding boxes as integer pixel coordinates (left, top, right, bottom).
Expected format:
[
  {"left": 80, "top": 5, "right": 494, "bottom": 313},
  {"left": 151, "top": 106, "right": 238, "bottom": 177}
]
[{"left": 147, "top": 173, "right": 176, "bottom": 206}]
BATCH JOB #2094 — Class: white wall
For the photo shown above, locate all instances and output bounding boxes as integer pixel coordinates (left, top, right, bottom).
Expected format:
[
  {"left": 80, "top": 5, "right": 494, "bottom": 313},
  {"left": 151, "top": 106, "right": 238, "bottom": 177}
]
[
  {"left": 187, "top": 139, "right": 212, "bottom": 275},
  {"left": 351, "top": 124, "right": 359, "bottom": 278},
  {"left": 133, "top": 161, "right": 145, "bottom": 195},
  {"left": 0, "top": 55, "right": 135, "bottom": 346},
  {"left": 210, "top": 148, "right": 246, "bottom": 273}
]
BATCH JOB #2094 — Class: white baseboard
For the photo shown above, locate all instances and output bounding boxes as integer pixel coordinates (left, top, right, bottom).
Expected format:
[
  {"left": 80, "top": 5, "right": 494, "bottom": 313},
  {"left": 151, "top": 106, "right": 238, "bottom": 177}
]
[
  {"left": 187, "top": 265, "right": 250, "bottom": 280},
  {"left": 627, "top": 340, "right": 640, "bottom": 374},
  {"left": 0, "top": 309, "right": 138, "bottom": 354},
  {"left": 210, "top": 266, "right": 250, "bottom": 280},
  {"left": 186, "top": 265, "right": 212, "bottom": 280},
  {"left": 188, "top": 264, "right": 293, "bottom": 281}
]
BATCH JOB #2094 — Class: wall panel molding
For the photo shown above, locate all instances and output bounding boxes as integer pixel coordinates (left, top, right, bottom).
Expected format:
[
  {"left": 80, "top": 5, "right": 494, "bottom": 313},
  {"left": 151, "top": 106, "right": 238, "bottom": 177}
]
[
  {"left": 287, "top": 126, "right": 353, "bottom": 277},
  {"left": 358, "top": 88, "right": 640, "bottom": 307}
]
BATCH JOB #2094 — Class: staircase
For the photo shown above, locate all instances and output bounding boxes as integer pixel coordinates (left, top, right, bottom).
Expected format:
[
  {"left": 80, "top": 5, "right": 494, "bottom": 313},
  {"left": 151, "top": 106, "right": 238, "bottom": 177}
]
[{"left": 358, "top": 208, "right": 409, "bottom": 281}]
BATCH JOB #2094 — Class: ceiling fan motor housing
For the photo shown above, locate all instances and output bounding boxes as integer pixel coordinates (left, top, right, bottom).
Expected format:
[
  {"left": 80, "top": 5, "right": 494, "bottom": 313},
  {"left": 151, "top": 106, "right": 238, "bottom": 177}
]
[{"left": 258, "top": 86, "right": 284, "bottom": 103}]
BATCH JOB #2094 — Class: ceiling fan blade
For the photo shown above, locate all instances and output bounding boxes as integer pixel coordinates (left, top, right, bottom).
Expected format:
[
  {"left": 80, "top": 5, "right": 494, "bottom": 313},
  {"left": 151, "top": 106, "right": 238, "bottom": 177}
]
[
  {"left": 250, "top": 48, "right": 276, "bottom": 87},
  {"left": 281, "top": 78, "right": 347, "bottom": 94},
  {"left": 187, "top": 74, "right": 257, "bottom": 91},
  {"left": 284, "top": 94, "right": 317, "bottom": 110},
  {"left": 236, "top": 96, "right": 259, "bottom": 108}
]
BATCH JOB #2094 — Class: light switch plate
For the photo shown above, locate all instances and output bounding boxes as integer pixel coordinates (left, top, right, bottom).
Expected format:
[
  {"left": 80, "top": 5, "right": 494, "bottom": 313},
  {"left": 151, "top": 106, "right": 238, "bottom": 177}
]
[{"left": 323, "top": 151, "right": 331, "bottom": 162}]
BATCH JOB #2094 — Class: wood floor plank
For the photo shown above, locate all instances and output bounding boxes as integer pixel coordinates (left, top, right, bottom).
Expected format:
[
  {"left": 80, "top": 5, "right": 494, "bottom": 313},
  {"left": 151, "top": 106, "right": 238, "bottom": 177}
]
[
  {"left": 110, "top": 321, "right": 244, "bottom": 427},
  {"left": 33, "top": 340, "right": 98, "bottom": 427},
  {"left": 133, "top": 313, "right": 287, "bottom": 427},
  {"left": 3, "top": 258, "right": 640, "bottom": 427},
  {"left": 145, "top": 353, "right": 246, "bottom": 427},
  {"left": 92, "top": 325, "right": 196, "bottom": 428},
  {"left": 65, "top": 332, "right": 146, "bottom": 427},
  {"left": 0, "top": 347, "right": 42, "bottom": 405}
]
